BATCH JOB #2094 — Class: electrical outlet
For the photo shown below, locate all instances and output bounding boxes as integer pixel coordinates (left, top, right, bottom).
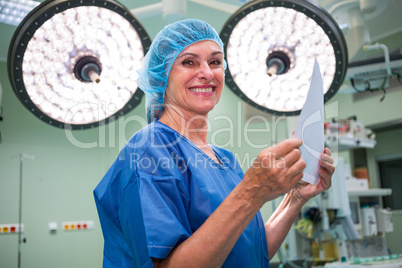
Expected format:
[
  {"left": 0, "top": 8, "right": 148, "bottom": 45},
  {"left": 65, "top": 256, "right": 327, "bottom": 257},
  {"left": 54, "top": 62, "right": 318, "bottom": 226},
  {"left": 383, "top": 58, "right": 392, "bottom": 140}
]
[
  {"left": 62, "top": 221, "right": 94, "bottom": 231},
  {"left": 0, "top": 224, "right": 24, "bottom": 234}
]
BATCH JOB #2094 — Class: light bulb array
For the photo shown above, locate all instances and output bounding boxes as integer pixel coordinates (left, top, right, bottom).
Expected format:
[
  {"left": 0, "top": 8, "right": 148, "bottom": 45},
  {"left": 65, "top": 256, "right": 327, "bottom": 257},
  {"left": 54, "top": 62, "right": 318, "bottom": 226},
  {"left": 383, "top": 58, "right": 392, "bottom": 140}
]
[
  {"left": 220, "top": 0, "right": 348, "bottom": 115},
  {"left": 8, "top": 0, "right": 151, "bottom": 129},
  {"left": 22, "top": 7, "right": 142, "bottom": 125}
]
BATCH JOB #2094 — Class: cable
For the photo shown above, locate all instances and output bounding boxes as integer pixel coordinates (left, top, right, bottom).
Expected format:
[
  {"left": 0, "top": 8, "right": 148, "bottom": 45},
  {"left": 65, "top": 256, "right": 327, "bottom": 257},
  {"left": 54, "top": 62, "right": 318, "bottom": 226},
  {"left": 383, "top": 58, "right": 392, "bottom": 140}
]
[
  {"left": 378, "top": 71, "right": 402, "bottom": 102},
  {"left": 18, "top": 155, "right": 24, "bottom": 268},
  {"left": 350, "top": 69, "right": 402, "bottom": 102},
  {"left": 379, "top": 87, "right": 386, "bottom": 102},
  {"left": 377, "top": 76, "right": 388, "bottom": 102},
  {"left": 351, "top": 76, "right": 389, "bottom": 102},
  {"left": 351, "top": 76, "right": 387, "bottom": 93},
  {"left": 393, "top": 72, "right": 402, "bottom": 84},
  {"left": 0, "top": 106, "right": 3, "bottom": 144},
  {"left": 350, "top": 78, "right": 370, "bottom": 92}
]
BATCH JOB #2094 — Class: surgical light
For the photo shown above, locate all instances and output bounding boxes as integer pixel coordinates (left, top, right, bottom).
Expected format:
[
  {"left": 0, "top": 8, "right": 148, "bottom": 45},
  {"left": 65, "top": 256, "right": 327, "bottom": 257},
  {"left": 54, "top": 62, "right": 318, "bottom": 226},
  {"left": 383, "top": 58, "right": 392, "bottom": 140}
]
[
  {"left": 220, "top": 0, "right": 348, "bottom": 116},
  {"left": 8, "top": 0, "right": 151, "bottom": 129}
]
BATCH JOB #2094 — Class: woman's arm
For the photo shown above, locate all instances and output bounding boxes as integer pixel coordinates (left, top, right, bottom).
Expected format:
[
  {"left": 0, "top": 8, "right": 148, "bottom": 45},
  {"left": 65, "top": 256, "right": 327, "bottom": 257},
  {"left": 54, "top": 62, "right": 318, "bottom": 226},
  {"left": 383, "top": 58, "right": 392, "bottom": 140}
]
[
  {"left": 154, "top": 138, "right": 306, "bottom": 268},
  {"left": 264, "top": 191, "right": 305, "bottom": 259}
]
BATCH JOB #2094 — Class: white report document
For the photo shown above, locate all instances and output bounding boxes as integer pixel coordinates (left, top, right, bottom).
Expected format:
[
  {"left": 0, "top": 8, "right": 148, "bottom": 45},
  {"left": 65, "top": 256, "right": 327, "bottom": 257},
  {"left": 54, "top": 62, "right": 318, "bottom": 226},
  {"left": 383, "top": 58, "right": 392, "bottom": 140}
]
[{"left": 293, "top": 59, "right": 324, "bottom": 185}]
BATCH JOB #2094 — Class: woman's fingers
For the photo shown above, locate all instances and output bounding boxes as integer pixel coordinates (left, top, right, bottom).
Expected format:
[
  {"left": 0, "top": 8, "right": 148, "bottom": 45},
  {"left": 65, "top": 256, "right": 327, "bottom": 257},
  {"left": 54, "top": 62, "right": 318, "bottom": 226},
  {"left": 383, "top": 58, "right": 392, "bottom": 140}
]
[
  {"left": 320, "top": 152, "right": 334, "bottom": 165},
  {"left": 318, "top": 149, "right": 335, "bottom": 190},
  {"left": 257, "top": 138, "right": 302, "bottom": 172},
  {"left": 266, "top": 138, "right": 302, "bottom": 159},
  {"left": 323, "top": 147, "right": 332, "bottom": 156},
  {"left": 320, "top": 148, "right": 335, "bottom": 175},
  {"left": 289, "top": 157, "right": 306, "bottom": 175},
  {"left": 266, "top": 138, "right": 305, "bottom": 180},
  {"left": 282, "top": 148, "right": 302, "bottom": 168}
]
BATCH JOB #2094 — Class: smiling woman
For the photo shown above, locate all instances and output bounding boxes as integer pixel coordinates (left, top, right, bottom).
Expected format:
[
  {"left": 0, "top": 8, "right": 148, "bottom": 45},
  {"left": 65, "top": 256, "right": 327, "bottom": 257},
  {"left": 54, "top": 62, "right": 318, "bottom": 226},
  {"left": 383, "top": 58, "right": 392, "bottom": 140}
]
[
  {"left": 162, "top": 40, "right": 225, "bottom": 120},
  {"left": 94, "top": 18, "right": 335, "bottom": 268}
]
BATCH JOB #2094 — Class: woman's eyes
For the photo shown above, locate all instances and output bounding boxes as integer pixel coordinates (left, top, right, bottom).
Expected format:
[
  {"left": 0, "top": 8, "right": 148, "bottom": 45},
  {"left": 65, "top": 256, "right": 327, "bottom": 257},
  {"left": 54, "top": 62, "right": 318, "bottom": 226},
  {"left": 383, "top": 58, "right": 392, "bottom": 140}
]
[
  {"left": 182, "top": 59, "right": 194, "bottom": 65},
  {"left": 181, "top": 59, "right": 222, "bottom": 66},
  {"left": 210, "top": 60, "right": 222, "bottom": 65}
]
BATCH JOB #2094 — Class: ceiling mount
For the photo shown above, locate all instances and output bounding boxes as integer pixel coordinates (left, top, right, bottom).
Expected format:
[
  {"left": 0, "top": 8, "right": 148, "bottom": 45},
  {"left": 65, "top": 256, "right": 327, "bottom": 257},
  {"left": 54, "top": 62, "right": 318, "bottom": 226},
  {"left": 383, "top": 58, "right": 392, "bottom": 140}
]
[{"left": 73, "top": 55, "right": 102, "bottom": 83}]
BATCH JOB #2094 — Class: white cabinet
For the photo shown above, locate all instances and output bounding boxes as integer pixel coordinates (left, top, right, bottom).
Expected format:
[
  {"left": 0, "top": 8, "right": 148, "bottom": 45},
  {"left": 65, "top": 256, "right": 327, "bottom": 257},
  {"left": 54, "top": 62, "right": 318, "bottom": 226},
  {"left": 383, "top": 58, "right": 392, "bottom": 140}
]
[{"left": 348, "top": 188, "right": 392, "bottom": 237}]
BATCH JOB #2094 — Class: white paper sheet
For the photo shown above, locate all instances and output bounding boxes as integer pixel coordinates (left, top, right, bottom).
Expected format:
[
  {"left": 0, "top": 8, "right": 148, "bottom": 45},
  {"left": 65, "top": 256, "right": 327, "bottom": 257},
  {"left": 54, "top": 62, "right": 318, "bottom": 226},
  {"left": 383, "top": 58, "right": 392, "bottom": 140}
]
[{"left": 293, "top": 59, "right": 324, "bottom": 185}]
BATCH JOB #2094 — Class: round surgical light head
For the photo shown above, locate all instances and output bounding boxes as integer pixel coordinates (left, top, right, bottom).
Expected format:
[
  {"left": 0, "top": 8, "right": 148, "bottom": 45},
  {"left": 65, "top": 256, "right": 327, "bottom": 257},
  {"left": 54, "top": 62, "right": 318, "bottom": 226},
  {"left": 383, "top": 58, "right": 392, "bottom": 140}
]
[
  {"left": 220, "top": 0, "right": 348, "bottom": 116},
  {"left": 8, "top": 0, "right": 151, "bottom": 129}
]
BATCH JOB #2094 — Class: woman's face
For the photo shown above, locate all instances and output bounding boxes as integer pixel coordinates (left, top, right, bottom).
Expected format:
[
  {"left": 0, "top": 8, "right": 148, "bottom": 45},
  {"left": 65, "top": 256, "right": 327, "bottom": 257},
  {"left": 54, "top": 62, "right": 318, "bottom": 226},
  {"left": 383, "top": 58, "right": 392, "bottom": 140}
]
[{"left": 164, "top": 40, "right": 225, "bottom": 117}]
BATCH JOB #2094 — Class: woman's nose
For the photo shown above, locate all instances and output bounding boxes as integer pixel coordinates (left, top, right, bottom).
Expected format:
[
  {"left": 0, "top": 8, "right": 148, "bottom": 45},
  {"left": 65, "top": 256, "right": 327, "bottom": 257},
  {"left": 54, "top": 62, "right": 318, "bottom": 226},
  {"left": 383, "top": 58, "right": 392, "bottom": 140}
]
[{"left": 198, "top": 63, "right": 214, "bottom": 81}]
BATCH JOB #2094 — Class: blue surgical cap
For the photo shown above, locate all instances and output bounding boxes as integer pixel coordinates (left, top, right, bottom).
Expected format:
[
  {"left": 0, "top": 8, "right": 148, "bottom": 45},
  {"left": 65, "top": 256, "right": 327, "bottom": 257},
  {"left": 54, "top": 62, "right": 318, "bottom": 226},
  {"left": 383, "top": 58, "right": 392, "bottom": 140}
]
[{"left": 137, "top": 19, "right": 227, "bottom": 123}]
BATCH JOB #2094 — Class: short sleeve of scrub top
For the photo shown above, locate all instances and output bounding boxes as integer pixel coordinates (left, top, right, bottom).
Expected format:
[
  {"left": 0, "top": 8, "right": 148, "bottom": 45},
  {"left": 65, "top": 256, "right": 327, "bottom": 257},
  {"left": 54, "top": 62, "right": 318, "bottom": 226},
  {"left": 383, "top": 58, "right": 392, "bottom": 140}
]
[{"left": 95, "top": 120, "right": 269, "bottom": 268}]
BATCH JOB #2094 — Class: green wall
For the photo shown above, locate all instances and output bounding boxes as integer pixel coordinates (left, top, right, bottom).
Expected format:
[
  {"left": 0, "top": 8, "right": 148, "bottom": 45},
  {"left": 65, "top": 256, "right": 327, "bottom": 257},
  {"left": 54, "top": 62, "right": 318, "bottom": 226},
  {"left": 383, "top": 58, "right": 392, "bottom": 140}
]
[{"left": 330, "top": 90, "right": 402, "bottom": 130}]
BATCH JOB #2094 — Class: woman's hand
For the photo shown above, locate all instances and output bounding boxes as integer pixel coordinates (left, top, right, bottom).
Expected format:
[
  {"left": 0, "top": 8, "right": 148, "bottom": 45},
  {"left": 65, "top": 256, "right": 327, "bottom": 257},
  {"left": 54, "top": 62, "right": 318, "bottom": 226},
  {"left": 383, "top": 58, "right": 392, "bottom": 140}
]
[
  {"left": 241, "top": 137, "right": 306, "bottom": 205},
  {"left": 289, "top": 147, "right": 335, "bottom": 204}
]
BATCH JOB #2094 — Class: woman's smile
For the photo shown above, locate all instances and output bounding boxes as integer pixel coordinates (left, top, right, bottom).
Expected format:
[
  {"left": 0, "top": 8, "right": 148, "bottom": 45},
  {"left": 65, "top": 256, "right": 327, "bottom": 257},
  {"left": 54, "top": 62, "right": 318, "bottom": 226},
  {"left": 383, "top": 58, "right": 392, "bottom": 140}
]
[
  {"left": 163, "top": 40, "right": 225, "bottom": 117},
  {"left": 189, "top": 86, "right": 215, "bottom": 94}
]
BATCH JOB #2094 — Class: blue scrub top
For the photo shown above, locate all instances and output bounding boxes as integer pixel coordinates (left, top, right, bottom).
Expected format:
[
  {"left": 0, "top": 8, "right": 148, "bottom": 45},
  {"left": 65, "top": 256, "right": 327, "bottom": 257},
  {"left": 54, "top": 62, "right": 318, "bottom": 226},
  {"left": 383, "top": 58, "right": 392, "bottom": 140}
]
[{"left": 94, "top": 120, "right": 269, "bottom": 267}]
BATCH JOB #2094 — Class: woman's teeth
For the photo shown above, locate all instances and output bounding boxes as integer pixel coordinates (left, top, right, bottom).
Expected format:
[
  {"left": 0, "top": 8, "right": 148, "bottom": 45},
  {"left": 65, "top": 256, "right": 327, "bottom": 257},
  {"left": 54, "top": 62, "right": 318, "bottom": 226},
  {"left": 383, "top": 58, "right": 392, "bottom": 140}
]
[{"left": 190, "top": 87, "right": 213, "bottom": 93}]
